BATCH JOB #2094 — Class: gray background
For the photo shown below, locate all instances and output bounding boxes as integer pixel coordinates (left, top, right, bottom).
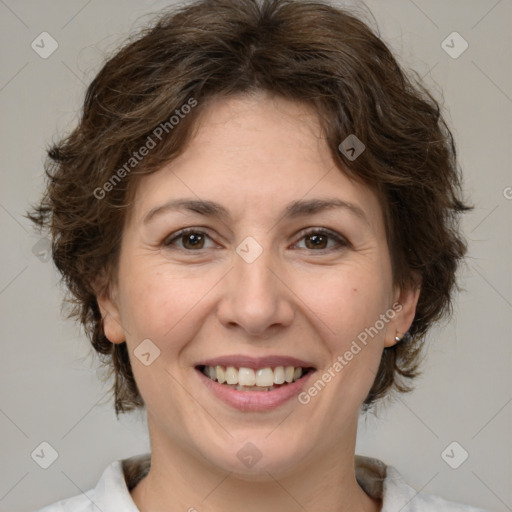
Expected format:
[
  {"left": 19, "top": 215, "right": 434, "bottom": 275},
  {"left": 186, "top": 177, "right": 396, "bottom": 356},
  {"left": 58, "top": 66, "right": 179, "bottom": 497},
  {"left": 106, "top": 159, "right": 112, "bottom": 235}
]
[{"left": 0, "top": 0, "right": 510, "bottom": 511}]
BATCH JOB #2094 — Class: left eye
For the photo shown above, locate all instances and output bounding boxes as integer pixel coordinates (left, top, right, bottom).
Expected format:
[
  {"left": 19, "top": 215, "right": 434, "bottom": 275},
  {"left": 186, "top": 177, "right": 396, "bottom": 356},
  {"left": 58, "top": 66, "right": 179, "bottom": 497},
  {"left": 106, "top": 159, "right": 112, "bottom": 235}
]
[
  {"left": 163, "top": 228, "right": 348, "bottom": 252},
  {"left": 294, "top": 229, "right": 349, "bottom": 251}
]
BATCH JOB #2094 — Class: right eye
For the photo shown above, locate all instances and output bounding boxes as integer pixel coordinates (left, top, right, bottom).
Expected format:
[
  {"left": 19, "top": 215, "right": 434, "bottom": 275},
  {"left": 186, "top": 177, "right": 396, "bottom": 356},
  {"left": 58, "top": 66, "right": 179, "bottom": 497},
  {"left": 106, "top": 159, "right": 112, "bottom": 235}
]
[{"left": 162, "top": 228, "right": 217, "bottom": 251}]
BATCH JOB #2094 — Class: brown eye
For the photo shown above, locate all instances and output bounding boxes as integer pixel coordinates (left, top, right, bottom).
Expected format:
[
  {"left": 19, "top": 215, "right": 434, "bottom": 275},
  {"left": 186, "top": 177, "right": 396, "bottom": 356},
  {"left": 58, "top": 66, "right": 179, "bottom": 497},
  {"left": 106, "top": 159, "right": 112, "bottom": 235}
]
[
  {"left": 164, "top": 229, "right": 212, "bottom": 251},
  {"left": 305, "top": 232, "right": 328, "bottom": 250},
  {"left": 163, "top": 227, "right": 349, "bottom": 253},
  {"left": 181, "top": 232, "right": 206, "bottom": 250},
  {"left": 295, "top": 229, "right": 349, "bottom": 252}
]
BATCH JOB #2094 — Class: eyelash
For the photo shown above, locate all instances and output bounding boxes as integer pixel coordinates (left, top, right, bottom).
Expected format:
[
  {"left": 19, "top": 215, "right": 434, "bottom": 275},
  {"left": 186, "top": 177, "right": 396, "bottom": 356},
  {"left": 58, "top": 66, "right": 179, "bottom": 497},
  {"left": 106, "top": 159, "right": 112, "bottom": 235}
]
[{"left": 162, "top": 227, "right": 350, "bottom": 253}]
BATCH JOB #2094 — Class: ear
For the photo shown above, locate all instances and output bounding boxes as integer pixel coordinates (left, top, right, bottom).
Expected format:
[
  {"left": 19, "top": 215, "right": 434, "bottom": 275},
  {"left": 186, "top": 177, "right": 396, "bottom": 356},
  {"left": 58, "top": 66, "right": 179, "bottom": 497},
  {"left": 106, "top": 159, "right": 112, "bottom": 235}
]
[
  {"left": 94, "top": 277, "right": 125, "bottom": 345},
  {"left": 384, "top": 273, "right": 421, "bottom": 348}
]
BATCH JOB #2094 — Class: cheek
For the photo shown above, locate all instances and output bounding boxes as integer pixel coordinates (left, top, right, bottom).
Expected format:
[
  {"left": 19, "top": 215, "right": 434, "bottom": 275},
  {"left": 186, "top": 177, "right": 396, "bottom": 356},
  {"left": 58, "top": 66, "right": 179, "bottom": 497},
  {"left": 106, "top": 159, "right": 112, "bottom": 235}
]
[
  {"left": 300, "top": 268, "right": 391, "bottom": 407},
  {"left": 301, "top": 262, "right": 392, "bottom": 341},
  {"left": 118, "top": 263, "right": 215, "bottom": 343}
]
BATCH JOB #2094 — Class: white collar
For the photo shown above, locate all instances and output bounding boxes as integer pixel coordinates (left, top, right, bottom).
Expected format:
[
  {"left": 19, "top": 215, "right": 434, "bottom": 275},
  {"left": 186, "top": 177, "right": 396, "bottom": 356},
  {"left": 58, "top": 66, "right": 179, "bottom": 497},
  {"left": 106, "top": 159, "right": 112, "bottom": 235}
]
[{"left": 42, "top": 453, "right": 487, "bottom": 511}]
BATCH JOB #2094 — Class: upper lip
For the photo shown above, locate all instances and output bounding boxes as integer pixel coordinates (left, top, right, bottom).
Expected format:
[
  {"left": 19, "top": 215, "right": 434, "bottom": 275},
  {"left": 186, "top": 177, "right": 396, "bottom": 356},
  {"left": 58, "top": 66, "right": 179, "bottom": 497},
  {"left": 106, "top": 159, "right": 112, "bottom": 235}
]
[{"left": 196, "top": 355, "right": 316, "bottom": 370}]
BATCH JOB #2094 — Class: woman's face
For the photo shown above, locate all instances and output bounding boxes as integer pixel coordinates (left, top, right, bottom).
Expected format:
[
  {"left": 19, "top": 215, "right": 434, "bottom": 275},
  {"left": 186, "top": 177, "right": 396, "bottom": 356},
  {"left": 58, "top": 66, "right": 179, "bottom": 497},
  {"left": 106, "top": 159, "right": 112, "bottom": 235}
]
[{"left": 99, "top": 92, "right": 419, "bottom": 477}]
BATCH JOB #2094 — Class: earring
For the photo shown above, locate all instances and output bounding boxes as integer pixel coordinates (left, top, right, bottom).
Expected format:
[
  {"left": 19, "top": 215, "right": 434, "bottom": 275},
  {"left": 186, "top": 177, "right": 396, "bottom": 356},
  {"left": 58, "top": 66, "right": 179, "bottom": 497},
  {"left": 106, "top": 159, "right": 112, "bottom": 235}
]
[{"left": 395, "top": 334, "right": 401, "bottom": 343}]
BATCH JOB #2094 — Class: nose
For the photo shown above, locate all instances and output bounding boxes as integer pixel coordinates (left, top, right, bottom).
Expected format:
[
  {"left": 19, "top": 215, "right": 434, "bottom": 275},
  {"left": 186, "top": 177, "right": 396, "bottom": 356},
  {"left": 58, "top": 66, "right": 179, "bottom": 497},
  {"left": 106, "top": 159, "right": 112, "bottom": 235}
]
[{"left": 216, "top": 242, "right": 295, "bottom": 337}]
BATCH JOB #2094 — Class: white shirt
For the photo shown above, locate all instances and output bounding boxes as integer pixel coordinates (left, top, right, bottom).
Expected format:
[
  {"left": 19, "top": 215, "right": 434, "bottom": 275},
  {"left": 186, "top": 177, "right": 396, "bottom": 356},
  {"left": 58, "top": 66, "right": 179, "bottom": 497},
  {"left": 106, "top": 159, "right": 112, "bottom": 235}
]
[{"left": 36, "top": 453, "right": 489, "bottom": 511}]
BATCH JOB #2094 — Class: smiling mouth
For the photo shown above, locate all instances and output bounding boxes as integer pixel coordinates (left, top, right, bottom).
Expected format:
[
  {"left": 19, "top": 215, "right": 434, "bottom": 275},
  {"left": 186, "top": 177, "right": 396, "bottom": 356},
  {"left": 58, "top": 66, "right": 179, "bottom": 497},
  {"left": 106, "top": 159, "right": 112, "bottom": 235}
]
[{"left": 197, "top": 365, "right": 315, "bottom": 391}]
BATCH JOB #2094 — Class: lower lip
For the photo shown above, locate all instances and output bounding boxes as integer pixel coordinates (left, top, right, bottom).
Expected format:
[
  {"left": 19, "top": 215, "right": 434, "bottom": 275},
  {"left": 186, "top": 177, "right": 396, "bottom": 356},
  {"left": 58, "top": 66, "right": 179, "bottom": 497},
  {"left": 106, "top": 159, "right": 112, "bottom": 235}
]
[{"left": 195, "top": 368, "right": 315, "bottom": 412}]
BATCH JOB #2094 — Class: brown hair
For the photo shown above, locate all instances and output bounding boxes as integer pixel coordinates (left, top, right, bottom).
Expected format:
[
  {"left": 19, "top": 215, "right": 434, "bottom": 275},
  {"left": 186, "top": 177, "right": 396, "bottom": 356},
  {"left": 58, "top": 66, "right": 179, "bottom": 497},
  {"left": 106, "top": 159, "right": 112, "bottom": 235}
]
[{"left": 27, "top": 0, "right": 471, "bottom": 415}]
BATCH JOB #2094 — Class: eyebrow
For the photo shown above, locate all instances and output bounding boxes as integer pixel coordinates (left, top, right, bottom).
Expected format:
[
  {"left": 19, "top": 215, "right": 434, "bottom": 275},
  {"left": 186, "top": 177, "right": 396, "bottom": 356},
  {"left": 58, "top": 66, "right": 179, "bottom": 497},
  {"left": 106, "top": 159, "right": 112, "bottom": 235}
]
[{"left": 143, "top": 197, "right": 370, "bottom": 227}]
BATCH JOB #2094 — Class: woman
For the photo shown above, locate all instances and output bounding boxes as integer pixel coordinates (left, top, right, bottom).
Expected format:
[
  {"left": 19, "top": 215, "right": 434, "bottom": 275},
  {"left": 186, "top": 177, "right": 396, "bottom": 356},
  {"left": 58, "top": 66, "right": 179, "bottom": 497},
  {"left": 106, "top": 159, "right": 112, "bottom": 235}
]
[{"left": 29, "top": 0, "right": 488, "bottom": 510}]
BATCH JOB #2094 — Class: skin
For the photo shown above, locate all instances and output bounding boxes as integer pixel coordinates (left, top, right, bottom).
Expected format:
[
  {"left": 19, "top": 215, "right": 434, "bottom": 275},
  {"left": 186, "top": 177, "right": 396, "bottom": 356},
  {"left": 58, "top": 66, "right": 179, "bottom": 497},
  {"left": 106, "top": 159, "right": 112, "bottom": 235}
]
[{"left": 97, "top": 91, "right": 420, "bottom": 512}]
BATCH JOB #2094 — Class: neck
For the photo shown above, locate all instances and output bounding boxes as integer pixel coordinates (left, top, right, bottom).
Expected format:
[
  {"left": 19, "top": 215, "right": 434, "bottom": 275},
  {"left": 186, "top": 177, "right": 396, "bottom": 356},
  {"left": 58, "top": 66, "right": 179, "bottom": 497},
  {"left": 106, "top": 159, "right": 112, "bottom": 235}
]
[{"left": 130, "top": 415, "right": 381, "bottom": 512}]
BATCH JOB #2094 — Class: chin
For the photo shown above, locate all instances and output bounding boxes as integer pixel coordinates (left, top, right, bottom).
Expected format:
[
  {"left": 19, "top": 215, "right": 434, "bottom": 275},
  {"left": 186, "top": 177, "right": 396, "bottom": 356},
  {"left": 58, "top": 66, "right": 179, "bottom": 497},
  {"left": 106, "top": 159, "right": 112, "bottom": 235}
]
[{"left": 197, "top": 435, "right": 309, "bottom": 480}]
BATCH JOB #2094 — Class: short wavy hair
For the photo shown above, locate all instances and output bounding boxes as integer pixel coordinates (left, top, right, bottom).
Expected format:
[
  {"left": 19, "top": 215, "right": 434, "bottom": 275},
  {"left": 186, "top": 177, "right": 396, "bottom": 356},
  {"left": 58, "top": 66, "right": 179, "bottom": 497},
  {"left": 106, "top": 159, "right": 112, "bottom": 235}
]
[{"left": 27, "top": 0, "right": 471, "bottom": 416}]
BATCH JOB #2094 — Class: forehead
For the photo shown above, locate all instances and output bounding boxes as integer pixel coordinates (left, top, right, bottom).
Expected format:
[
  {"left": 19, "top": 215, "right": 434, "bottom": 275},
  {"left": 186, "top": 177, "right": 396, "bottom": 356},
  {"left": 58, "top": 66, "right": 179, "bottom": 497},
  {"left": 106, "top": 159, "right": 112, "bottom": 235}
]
[{"left": 128, "top": 93, "right": 384, "bottom": 235}]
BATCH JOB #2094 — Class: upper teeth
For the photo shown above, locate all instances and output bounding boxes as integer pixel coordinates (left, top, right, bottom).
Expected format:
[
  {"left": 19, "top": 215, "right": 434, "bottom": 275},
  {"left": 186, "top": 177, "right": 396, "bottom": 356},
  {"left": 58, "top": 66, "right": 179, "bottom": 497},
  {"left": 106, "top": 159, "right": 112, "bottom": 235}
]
[{"left": 203, "top": 365, "right": 304, "bottom": 387}]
